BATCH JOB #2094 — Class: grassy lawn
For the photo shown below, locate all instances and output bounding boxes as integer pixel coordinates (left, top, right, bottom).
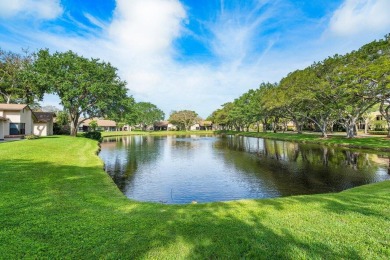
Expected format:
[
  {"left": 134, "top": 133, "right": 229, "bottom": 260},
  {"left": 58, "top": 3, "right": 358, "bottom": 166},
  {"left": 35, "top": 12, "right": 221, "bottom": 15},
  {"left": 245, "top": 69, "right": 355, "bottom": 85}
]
[
  {"left": 0, "top": 136, "right": 389, "bottom": 258},
  {"left": 219, "top": 131, "right": 390, "bottom": 152},
  {"left": 101, "top": 130, "right": 214, "bottom": 137}
]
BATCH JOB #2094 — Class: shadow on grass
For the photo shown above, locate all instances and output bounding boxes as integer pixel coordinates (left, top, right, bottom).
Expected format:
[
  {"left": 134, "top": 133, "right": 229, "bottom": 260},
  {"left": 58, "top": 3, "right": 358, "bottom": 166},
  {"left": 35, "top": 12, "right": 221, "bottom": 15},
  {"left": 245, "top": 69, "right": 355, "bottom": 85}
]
[{"left": 1, "top": 159, "right": 389, "bottom": 258}]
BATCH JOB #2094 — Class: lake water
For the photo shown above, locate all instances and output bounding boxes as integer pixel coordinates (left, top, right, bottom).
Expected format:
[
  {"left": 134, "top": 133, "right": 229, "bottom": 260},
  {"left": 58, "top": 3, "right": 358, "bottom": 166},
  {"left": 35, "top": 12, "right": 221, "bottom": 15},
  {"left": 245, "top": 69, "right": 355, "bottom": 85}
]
[{"left": 99, "top": 135, "right": 390, "bottom": 204}]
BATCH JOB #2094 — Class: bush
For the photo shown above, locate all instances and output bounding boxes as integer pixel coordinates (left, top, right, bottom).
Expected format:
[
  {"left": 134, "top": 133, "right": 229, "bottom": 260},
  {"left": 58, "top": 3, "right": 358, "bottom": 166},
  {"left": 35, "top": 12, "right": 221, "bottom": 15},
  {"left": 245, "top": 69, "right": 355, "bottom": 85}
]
[
  {"left": 83, "top": 131, "right": 102, "bottom": 141},
  {"left": 25, "top": 134, "right": 39, "bottom": 140},
  {"left": 53, "top": 123, "right": 70, "bottom": 135},
  {"left": 368, "top": 131, "right": 389, "bottom": 135}
]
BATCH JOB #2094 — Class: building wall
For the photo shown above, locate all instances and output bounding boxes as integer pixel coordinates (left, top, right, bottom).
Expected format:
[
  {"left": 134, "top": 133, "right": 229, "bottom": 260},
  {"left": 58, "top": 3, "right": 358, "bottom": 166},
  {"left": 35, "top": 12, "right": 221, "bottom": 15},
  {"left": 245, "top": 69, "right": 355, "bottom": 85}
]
[
  {"left": 0, "top": 121, "right": 4, "bottom": 140},
  {"left": 47, "top": 121, "right": 53, "bottom": 135},
  {"left": 1, "top": 108, "right": 34, "bottom": 135},
  {"left": 34, "top": 123, "right": 48, "bottom": 136},
  {"left": 20, "top": 109, "right": 34, "bottom": 135}
]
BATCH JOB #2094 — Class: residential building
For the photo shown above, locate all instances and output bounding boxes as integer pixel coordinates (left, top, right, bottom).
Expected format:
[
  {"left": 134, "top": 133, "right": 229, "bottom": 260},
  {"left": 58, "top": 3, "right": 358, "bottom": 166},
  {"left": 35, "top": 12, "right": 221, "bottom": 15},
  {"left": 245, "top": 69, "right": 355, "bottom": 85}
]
[
  {"left": 0, "top": 104, "right": 56, "bottom": 139},
  {"left": 33, "top": 112, "right": 56, "bottom": 136},
  {"left": 79, "top": 118, "right": 118, "bottom": 132},
  {"left": 0, "top": 104, "right": 36, "bottom": 138}
]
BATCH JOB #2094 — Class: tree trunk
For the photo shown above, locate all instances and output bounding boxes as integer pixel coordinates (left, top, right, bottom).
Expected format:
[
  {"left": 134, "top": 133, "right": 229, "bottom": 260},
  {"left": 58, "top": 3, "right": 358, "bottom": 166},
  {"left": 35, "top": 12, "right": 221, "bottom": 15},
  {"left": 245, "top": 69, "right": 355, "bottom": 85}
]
[
  {"left": 70, "top": 120, "right": 78, "bottom": 136},
  {"left": 345, "top": 118, "right": 357, "bottom": 138},
  {"left": 387, "top": 122, "right": 390, "bottom": 138},
  {"left": 262, "top": 118, "right": 268, "bottom": 133},
  {"left": 364, "top": 118, "right": 369, "bottom": 135},
  {"left": 320, "top": 121, "right": 328, "bottom": 138},
  {"left": 293, "top": 118, "right": 302, "bottom": 134}
]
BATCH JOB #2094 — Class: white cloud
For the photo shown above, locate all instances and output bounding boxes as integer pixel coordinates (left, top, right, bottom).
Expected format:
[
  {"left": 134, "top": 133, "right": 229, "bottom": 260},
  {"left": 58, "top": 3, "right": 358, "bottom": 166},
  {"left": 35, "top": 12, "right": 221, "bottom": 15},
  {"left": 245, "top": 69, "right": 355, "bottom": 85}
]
[
  {"left": 328, "top": 0, "right": 390, "bottom": 37},
  {"left": 108, "top": 0, "right": 186, "bottom": 57},
  {"left": 96, "top": 0, "right": 287, "bottom": 117},
  {"left": 0, "top": 0, "right": 63, "bottom": 20},
  {"left": 7, "top": 0, "right": 390, "bottom": 118}
]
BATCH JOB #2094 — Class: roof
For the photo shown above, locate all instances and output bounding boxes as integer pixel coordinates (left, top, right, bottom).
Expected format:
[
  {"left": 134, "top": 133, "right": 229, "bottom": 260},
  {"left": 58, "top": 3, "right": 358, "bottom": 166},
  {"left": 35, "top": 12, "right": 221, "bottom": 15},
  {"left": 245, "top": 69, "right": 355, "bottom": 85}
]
[
  {"left": 84, "top": 119, "right": 116, "bottom": 127},
  {"left": 200, "top": 121, "right": 213, "bottom": 126},
  {"left": 154, "top": 121, "right": 169, "bottom": 127},
  {"left": 34, "top": 112, "right": 56, "bottom": 123},
  {"left": 0, "top": 104, "right": 28, "bottom": 111}
]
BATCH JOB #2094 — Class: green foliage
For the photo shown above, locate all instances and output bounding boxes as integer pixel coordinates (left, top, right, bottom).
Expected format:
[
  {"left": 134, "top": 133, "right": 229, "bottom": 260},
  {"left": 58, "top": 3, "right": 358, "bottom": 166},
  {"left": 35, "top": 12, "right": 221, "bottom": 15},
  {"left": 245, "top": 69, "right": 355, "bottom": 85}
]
[
  {"left": 83, "top": 131, "right": 102, "bottom": 141},
  {"left": 24, "top": 134, "right": 39, "bottom": 140},
  {"left": 129, "top": 102, "right": 165, "bottom": 129},
  {"left": 0, "top": 48, "right": 45, "bottom": 104},
  {"left": 168, "top": 110, "right": 199, "bottom": 130},
  {"left": 0, "top": 136, "right": 389, "bottom": 258},
  {"left": 33, "top": 49, "right": 128, "bottom": 136},
  {"left": 368, "top": 131, "right": 389, "bottom": 135},
  {"left": 211, "top": 34, "right": 390, "bottom": 138},
  {"left": 89, "top": 120, "right": 98, "bottom": 131}
]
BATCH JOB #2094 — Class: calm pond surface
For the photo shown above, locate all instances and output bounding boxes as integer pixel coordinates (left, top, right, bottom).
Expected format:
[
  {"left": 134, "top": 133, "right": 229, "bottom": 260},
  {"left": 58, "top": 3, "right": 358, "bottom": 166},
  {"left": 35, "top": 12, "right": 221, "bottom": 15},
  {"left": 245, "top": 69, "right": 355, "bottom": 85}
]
[{"left": 99, "top": 135, "right": 390, "bottom": 204}]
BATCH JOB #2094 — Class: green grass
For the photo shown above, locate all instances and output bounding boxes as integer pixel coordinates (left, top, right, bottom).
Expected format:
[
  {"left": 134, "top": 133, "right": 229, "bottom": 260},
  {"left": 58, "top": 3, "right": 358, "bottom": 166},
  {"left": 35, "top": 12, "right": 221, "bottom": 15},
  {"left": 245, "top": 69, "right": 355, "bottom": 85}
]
[
  {"left": 219, "top": 131, "right": 390, "bottom": 152},
  {"left": 0, "top": 136, "right": 389, "bottom": 258},
  {"left": 101, "top": 130, "right": 214, "bottom": 137}
]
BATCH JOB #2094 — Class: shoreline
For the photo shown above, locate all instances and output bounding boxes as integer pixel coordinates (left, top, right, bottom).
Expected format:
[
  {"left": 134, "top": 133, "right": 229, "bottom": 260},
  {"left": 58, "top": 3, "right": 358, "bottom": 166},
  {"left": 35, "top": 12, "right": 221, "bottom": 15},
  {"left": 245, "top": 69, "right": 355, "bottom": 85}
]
[{"left": 216, "top": 131, "right": 390, "bottom": 153}]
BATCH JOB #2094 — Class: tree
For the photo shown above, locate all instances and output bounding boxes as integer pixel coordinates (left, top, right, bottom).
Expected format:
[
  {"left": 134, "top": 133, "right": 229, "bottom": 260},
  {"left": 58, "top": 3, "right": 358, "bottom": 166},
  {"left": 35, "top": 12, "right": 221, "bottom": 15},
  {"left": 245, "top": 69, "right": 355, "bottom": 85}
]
[
  {"left": 333, "top": 40, "right": 389, "bottom": 138},
  {"left": 168, "top": 110, "right": 199, "bottom": 130},
  {"left": 89, "top": 120, "right": 98, "bottom": 131},
  {"left": 41, "top": 105, "right": 61, "bottom": 113},
  {"left": 0, "top": 48, "right": 44, "bottom": 104},
  {"left": 33, "top": 49, "right": 128, "bottom": 136},
  {"left": 132, "top": 102, "right": 165, "bottom": 130}
]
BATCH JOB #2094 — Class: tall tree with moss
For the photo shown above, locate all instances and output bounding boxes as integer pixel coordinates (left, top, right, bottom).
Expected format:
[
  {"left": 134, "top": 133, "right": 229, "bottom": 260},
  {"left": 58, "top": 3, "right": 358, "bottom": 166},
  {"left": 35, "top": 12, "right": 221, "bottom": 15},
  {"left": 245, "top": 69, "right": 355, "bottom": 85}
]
[{"left": 33, "top": 49, "right": 128, "bottom": 136}]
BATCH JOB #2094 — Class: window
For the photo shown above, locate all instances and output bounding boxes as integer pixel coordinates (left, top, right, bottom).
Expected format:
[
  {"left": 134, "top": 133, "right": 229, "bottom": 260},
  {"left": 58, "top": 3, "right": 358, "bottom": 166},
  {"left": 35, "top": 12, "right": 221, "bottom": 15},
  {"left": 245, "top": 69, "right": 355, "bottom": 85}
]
[{"left": 10, "top": 123, "right": 26, "bottom": 135}]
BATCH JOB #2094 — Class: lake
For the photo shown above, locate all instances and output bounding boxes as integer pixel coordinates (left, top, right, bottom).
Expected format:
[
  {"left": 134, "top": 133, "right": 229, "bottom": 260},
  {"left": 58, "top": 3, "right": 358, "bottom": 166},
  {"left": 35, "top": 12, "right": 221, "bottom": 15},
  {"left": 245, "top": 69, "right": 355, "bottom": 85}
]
[{"left": 99, "top": 135, "right": 390, "bottom": 204}]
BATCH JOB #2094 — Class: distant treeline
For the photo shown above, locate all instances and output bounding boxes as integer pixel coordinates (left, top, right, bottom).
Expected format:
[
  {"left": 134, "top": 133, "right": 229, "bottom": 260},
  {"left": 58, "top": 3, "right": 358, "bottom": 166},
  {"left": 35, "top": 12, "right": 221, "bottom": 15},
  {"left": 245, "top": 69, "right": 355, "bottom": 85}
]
[{"left": 208, "top": 34, "right": 390, "bottom": 138}]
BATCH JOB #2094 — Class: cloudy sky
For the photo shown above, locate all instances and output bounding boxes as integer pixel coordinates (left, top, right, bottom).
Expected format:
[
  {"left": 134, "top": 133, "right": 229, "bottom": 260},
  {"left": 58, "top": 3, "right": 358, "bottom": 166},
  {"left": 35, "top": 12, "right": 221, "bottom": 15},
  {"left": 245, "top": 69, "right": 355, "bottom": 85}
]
[{"left": 1, "top": 0, "right": 390, "bottom": 118}]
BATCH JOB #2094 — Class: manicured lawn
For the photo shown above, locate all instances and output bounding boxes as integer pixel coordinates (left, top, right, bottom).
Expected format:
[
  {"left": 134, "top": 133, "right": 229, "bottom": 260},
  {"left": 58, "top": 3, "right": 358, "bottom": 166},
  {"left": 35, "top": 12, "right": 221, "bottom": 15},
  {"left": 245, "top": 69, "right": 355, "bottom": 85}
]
[
  {"left": 0, "top": 136, "right": 389, "bottom": 258},
  {"left": 220, "top": 131, "right": 390, "bottom": 152}
]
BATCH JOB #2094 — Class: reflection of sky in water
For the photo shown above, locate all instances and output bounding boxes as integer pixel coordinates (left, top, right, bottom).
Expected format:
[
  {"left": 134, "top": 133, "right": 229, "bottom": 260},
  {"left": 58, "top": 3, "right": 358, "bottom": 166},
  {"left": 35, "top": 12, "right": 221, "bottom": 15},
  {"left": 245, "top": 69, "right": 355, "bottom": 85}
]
[{"left": 99, "top": 135, "right": 390, "bottom": 204}]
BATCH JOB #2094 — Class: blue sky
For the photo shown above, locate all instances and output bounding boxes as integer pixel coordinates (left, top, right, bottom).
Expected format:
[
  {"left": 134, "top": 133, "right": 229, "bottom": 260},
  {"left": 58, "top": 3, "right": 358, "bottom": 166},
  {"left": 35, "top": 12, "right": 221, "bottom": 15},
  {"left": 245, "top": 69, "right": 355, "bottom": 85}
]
[{"left": 1, "top": 0, "right": 390, "bottom": 118}]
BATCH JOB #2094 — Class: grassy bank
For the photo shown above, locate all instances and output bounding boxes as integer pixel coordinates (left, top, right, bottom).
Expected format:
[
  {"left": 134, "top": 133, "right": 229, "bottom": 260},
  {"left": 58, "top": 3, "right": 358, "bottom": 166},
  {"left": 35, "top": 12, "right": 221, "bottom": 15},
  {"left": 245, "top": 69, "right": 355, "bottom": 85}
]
[
  {"left": 219, "top": 131, "right": 390, "bottom": 152},
  {"left": 101, "top": 130, "right": 214, "bottom": 137},
  {"left": 0, "top": 136, "right": 389, "bottom": 258}
]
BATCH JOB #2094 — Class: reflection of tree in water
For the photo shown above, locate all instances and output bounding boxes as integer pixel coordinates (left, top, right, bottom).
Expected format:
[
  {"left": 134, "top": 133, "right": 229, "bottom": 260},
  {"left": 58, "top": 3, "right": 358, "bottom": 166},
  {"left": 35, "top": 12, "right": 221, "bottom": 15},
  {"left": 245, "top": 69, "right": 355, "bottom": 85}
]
[
  {"left": 214, "top": 136, "right": 389, "bottom": 196},
  {"left": 100, "top": 136, "right": 161, "bottom": 192}
]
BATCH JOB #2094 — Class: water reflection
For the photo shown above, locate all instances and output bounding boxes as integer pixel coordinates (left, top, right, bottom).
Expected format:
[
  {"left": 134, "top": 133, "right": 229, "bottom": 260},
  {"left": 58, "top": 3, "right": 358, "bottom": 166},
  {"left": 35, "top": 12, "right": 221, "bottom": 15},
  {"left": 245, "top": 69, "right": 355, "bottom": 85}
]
[{"left": 99, "top": 135, "right": 390, "bottom": 204}]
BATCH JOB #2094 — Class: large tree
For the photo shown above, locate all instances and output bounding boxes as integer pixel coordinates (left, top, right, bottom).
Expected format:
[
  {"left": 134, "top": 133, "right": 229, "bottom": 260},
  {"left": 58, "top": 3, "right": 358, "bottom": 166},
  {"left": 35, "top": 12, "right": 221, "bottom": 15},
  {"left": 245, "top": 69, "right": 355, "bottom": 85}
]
[
  {"left": 132, "top": 102, "right": 165, "bottom": 130},
  {"left": 169, "top": 110, "right": 199, "bottom": 131},
  {"left": 33, "top": 49, "right": 128, "bottom": 136},
  {"left": 0, "top": 48, "right": 44, "bottom": 104}
]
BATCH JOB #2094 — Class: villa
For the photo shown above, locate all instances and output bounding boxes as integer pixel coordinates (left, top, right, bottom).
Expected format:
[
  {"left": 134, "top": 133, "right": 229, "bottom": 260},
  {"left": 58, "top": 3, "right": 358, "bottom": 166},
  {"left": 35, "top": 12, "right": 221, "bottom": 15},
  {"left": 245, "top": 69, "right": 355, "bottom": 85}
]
[{"left": 0, "top": 104, "right": 55, "bottom": 140}]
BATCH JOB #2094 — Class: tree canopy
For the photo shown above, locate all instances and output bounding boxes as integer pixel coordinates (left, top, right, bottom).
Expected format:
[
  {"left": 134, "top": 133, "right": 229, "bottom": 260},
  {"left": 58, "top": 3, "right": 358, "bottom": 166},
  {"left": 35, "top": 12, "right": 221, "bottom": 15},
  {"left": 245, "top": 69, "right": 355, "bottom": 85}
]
[
  {"left": 33, "top": 49, "right": 129, "bottom": 136},
  {"left": 209, "top": 34, "right": 390, "bottom": 137},
  {"left": 130, "top": 102, "right": 165, "bottom": 130},
  {"left": 168, "top": 110, "right": 199, "bottom": 131},
  {"left": 0, "top": 48, "right": 44, "bottom": 104}
]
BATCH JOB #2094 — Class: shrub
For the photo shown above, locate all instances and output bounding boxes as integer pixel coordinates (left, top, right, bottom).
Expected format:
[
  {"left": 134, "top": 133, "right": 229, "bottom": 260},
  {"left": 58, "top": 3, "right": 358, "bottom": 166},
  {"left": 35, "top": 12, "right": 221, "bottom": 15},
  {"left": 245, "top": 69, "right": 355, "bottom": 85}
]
[
  {"left": 83, "top": 131, "right": 102, "bottom": 141},
  {"left": 53, "top": 123, "right": 71, "bottom": 135},
  {"left": 368, "top": 131, "right": 389, "bottom": 135},
  {"left": 25, "top": 134, "right": 39, "bottom": 140}
]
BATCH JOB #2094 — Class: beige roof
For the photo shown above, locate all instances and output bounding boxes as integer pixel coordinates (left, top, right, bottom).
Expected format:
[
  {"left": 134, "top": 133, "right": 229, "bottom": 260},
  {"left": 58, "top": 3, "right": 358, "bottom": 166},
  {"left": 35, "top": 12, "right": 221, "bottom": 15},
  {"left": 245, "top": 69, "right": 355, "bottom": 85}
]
[
  {"left": 84, "top": 119, "right": 116, "bottom": 127},
  {"left": 0, "top": 104, "right": 28, "bottom": 110}
]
